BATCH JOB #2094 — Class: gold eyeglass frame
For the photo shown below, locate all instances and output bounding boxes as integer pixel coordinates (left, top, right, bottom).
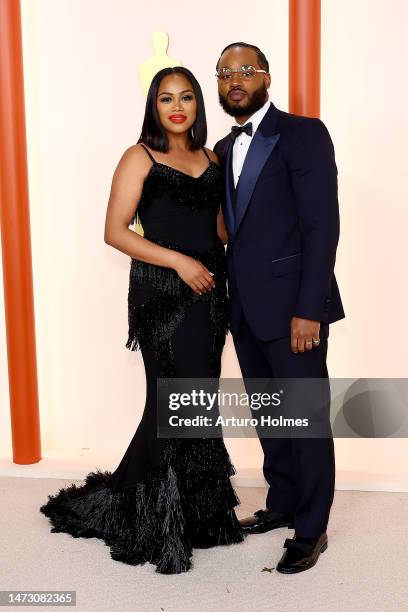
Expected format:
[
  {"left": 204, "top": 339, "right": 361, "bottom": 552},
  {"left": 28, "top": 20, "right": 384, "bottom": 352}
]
[{"left": 215, "top": 64, "right": 268, "bottom": 80}]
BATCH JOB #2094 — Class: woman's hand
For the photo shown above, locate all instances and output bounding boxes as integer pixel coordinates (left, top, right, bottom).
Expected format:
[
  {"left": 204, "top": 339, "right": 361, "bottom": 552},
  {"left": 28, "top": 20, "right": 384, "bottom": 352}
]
[{"left": 173, "top": 253, "right": 216, "bottom": 295}]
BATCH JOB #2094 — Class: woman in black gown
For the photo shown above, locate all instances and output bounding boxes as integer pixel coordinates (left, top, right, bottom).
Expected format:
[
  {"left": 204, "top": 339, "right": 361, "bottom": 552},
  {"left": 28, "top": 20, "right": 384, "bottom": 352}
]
[{"left": 40, "top": 67, "right": 246, "bottom": 573}]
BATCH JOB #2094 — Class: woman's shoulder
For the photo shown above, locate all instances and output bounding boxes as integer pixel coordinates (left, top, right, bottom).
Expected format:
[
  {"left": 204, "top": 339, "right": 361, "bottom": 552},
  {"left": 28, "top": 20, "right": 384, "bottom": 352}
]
[
  {"left": 113, "top": 143, "right": 154, "bottom": 185},
  {"left": 203, "top": 147, "right": 219, "bottom": 165},
  {"left": 121, "top": 143, "right": 155, "bottom": 172},
  {"left": 123, "top": 142, "right": 154, "bottom": 162}
]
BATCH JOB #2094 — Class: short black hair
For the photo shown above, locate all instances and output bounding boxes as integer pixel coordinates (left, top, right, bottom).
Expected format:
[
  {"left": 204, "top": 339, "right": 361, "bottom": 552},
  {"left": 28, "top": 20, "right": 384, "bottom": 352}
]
[
  {"left": 216, "top": 42, "right": 269, "bottom": 72},
  {"left": 138, "top": 66, "right": 207, "bottom": 152}
]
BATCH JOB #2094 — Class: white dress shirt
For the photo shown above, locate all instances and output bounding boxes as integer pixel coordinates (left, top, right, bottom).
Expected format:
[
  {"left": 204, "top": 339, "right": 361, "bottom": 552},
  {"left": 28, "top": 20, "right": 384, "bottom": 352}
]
[{"left": 232, "top": 99, "right": 271, "bottom": 188}]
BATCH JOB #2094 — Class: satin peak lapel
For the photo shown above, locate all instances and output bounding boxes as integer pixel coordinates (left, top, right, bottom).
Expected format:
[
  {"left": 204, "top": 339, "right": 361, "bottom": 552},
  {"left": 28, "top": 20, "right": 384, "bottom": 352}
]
[{"left": 234, "top": 130, "right": 280, "bottom": 234}]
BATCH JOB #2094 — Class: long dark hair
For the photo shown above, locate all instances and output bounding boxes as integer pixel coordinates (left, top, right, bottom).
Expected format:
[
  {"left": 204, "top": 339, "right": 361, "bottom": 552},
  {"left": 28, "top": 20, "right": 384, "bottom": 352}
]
[{"left": 137, "top": 66, "right": 207, "bottom": 152}]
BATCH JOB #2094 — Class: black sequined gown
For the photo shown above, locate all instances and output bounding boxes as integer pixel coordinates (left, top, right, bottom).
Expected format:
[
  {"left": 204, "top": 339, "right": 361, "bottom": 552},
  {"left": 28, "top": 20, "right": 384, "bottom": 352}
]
[{"left": 39, "top": 144, "right": 245, "bottom": 574}]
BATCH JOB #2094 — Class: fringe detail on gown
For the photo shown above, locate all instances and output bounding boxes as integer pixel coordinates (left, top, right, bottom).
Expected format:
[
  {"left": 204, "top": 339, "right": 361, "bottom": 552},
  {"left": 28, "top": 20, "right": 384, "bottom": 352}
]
[
  {"left": 125, "top": 237, "right": 229, "bottom": 378},
  {"left": 39, "top": 439, "right": 246, "bottom": 574}
]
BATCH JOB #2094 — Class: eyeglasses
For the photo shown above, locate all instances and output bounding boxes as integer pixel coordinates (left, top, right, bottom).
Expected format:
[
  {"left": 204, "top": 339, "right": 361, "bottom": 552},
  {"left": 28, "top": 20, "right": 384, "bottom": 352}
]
[{"left": 215, "top": 65, "right": 267, "bottom": 81}]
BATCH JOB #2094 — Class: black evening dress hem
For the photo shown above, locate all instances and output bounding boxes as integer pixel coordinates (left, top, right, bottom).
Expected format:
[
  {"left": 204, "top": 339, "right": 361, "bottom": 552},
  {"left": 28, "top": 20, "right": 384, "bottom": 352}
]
[{"left": 39, "top": 437, "right": 245, "bottom": 574}]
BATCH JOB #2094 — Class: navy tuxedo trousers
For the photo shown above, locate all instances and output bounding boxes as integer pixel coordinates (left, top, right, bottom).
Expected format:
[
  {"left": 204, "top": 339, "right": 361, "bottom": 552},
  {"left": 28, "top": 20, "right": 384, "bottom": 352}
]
[{"left": 232, "top": 297, "right": 335, "bottom": 539}]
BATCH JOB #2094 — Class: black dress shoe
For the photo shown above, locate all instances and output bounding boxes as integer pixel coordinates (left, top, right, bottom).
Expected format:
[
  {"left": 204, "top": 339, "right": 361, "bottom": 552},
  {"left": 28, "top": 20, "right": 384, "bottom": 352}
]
[
  {"left": 239, "top": 509, "right": 294, "bottom": 534},
  {"left": 276, "top": 532, "right": 328, "bottom": 574}
]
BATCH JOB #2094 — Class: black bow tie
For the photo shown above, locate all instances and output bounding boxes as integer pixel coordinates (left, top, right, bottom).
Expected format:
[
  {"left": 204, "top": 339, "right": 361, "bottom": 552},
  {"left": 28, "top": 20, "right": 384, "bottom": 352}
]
[{"left": 230, "top": 122, "right": 253, "bottom": 140}]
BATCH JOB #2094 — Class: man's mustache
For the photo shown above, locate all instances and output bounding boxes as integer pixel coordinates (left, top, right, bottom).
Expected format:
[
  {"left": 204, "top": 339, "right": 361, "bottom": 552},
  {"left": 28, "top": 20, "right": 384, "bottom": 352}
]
[{"left": 229, "top": 88, "right": 246, "bottom": 94}]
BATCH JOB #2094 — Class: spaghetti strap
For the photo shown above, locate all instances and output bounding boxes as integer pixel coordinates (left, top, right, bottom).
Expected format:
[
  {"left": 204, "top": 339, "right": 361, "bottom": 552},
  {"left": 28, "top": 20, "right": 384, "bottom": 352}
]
[
  {"left": 140, "top": 143, "right": 156, "bottom": 163},
  {"left": 201, "top": 147, "right": 212, "bottom": 163}
]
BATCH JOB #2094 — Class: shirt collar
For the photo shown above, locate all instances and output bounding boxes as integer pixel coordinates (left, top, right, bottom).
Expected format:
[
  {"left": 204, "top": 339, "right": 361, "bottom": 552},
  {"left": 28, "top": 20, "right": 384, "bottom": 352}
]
[{"left": 234, "top": 99, "right": 271, "bottom": 135}]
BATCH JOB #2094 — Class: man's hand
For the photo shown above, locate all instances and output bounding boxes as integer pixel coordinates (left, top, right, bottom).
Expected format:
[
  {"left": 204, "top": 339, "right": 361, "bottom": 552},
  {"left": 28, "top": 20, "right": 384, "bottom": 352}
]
[{"left": 290, "top": 317, "right": 321, "bottom": 353}]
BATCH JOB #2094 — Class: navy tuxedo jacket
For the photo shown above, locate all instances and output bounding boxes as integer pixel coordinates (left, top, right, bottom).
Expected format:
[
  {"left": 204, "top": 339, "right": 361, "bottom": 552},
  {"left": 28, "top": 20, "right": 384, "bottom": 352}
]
[{"left": 214, "top": 101, "right": 345, "bottom": 341}]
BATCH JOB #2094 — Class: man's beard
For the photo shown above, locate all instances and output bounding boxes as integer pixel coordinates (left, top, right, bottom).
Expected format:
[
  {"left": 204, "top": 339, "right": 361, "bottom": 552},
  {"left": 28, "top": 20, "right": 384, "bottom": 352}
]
[{"left": 218, "top": 82, "right": 268, "bottom": 117}]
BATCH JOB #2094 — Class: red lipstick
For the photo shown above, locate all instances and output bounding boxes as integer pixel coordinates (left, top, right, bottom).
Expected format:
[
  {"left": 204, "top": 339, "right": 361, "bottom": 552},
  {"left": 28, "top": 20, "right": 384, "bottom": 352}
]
[{"left": 169, "top": 114, "right": 187, "bottom": 123}]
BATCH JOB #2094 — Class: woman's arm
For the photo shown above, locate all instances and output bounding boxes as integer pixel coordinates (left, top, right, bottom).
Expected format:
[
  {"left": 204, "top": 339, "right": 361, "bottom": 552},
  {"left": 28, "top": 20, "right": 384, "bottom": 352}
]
[
  {"left": 217, "top": 207, "right": 228, "bottom": 244},
  {"left": 204, "top": 148, "right": 228, "bottom": 244},
  {"left": 104, "top": 144, "right": 215, "bottom": 294}
]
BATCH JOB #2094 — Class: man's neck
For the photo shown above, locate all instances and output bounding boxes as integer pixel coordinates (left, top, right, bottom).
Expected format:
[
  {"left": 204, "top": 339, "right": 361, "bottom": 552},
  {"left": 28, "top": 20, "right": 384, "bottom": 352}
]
[{"left": 235, "top": 116, "right": 250, "bottom": 125}]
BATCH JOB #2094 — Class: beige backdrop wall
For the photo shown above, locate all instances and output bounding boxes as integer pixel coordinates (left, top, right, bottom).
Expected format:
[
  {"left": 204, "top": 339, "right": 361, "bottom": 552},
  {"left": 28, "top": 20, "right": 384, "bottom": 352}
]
[{"left": 0, "top": 0, "right": 406, "bottom": 489}]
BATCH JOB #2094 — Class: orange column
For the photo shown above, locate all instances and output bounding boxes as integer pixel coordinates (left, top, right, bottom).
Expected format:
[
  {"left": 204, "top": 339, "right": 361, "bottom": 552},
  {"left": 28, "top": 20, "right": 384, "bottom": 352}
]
[
  {"left": 289, "top": 0, "right": 321, "bottom": 117},
  {"left": 0, "top": 0, "right": 41, "bottom": 463}
]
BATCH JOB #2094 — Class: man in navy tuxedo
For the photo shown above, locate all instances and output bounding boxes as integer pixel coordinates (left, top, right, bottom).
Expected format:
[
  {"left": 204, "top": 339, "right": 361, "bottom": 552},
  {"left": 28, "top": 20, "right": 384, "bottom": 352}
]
[{"left": 214, "top": 42, "right": 345, "bottom": 574}]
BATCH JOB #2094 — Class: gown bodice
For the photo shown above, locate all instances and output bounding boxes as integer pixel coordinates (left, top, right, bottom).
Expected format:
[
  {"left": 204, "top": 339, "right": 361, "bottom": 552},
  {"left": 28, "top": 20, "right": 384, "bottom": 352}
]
[{"left": 132, "top": 144, "right": 223, "bottom": 252}]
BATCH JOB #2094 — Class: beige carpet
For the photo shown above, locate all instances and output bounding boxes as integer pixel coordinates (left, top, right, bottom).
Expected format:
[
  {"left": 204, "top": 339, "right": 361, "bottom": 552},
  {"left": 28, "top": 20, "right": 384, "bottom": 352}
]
[{"left": 1, "top": 476, "right": 407, "bottom": 612}]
